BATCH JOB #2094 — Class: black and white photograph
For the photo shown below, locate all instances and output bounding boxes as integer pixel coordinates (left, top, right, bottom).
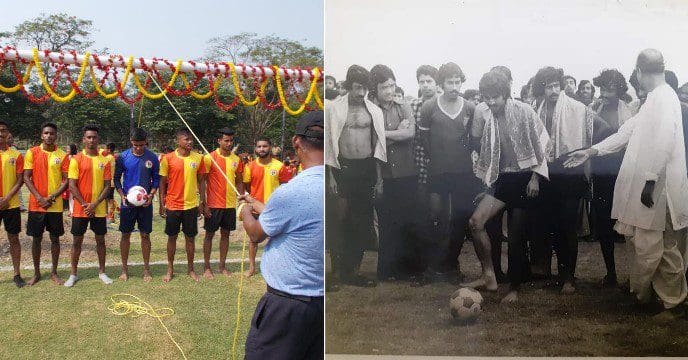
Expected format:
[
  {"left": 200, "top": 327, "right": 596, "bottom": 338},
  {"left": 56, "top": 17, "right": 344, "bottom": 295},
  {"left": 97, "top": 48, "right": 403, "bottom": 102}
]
[{"left": 325, "top": 0, "right": 688, "bottom": 357}]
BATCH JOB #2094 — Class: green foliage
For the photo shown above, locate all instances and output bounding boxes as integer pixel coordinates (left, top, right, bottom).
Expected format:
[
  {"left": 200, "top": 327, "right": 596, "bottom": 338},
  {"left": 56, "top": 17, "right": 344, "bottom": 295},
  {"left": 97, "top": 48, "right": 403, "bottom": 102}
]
[{"left": 13, "top": 13, "right": 95, "bottom": 51}]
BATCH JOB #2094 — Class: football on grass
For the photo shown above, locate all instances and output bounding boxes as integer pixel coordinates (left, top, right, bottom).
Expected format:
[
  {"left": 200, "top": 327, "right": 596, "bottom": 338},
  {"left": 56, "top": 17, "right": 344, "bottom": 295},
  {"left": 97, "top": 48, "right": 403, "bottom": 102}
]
[
  {"left": 450, "top": 287, "right": 483, "bottom": 323},
  {"left": 126, "top": 186, "right": 148, "bottom": 207}
]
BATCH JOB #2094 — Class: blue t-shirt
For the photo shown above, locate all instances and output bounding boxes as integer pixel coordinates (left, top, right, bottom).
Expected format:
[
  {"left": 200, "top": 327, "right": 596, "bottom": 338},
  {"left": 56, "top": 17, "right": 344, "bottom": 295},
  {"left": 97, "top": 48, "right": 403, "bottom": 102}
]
[
  {"left": 114, "top": 148, "right": 160, "bottom": 208},
  {"left": 258, "top": 165, "right": 324, "bottom": 296}
]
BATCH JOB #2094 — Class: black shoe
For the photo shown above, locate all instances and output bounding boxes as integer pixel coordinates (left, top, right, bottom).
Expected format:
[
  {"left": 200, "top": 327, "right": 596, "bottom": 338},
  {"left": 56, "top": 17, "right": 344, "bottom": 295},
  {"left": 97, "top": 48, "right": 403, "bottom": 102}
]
[
  {"left": 13, "top": 275, "right": 25, "bottom": 288},
  {"left": 602, "top": 274, "right": 618, "bottom": 288}
]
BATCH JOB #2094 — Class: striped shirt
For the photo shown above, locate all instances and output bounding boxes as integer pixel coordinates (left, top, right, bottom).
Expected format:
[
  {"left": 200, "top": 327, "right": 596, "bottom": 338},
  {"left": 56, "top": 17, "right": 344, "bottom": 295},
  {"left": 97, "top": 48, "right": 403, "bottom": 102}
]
[
  {"left": 25, "top": 145, "right": 69, "bottom": 212},
  {"left": 204, "top": 149, "right": 244, "bottom": 209},
  {"left": 0, "top": 147, "right": 24, "bottom": 209},
  {"left": 68, "top": 150, "right": 113, "bottom": 217},
  {"left": 242, "top": 158, "right": 291, "bottom": 203},
  {"left": 160, "top": 150, "right": 206, "bottom": 210}
]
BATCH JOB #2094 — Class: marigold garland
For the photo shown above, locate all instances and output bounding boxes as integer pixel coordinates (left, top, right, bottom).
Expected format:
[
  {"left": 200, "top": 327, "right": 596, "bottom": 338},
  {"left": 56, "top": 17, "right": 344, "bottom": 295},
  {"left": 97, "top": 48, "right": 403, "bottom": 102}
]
[{"left": 272, "top": 66, "right": 321, "bottom": 115}]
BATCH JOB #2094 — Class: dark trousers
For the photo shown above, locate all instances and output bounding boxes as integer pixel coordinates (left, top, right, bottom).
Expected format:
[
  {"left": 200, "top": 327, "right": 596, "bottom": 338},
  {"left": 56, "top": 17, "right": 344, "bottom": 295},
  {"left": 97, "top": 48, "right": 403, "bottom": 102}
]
[
  {"left": 329, "top": 159, "right": 377, "bottom": 279},
  {"left": 536, "top": 172, "right": 587, "bottom": 283},
  {"left": 245, "top": 288, "right": 324, "bottom": 360},
  {"left": 592, "top": 174, "right": 623, "bottom": 276},
  {"left": 376, "top": 176, "right": 419, "bottom": 279}
]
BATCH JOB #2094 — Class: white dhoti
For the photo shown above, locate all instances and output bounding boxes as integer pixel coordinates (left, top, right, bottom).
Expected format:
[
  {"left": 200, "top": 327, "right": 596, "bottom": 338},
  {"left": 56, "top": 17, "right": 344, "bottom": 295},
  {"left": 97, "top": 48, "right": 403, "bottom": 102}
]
[{"left": 615, "top": 207, "right": 687, "bottom": 308}]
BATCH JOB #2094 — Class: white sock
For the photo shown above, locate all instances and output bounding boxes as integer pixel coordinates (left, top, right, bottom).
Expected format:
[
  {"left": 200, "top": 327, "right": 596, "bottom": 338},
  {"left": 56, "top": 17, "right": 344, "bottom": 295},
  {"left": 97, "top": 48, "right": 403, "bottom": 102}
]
[
  {"left": 99, "top": 273, "right": 113, "bottom": 285},
  {"left": 64, "top": 275, "right": 78, "bottom": 287}
]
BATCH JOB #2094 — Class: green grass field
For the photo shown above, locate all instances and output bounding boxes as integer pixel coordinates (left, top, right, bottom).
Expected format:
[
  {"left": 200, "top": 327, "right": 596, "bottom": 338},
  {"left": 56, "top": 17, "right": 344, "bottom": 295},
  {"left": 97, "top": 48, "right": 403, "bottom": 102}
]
[{"left": 0, "top": 188, "right": 265, "bottom": 359}]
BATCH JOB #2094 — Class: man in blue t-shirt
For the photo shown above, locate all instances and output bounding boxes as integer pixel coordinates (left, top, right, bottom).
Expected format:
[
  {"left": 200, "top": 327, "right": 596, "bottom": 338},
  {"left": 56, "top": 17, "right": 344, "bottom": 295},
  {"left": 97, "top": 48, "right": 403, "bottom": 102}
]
[
  {"left": 240, "top": 111, "right": 324, "bottom": 360},
  {"left": 113, "top": 128, "right": 160, "bottom": 282}
]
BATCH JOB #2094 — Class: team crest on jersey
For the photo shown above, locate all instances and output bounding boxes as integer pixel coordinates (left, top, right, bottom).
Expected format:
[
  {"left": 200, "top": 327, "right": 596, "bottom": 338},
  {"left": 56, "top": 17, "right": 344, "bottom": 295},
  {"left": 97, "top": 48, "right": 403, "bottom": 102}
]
[
  {"left": 9, "top": 158, "right": 16, "bottom": 165},
  {"left": 232, "top": 161, "right": 238, "bottom": 169},
  {"left": 270, "top": 169, "right": 277, "bottom": 176},
  {"left": 53, "top": 157, "right": 61, "bottom": 165},
  {"left": 190, "top": 162, "right": 197, "bottom": 169},
  {"left": 145, "top": 160, "right": 153, "bottom": 168},
  {"left": 98, "top": 162, "right": 105, "bottom": 170}
]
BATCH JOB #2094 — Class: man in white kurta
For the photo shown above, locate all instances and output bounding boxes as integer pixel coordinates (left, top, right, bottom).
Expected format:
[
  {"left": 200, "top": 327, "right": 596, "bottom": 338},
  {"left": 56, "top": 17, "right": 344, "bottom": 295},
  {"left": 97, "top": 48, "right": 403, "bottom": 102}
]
[{"left": 566, "top": 49, "right": 688, "bottom": 311}]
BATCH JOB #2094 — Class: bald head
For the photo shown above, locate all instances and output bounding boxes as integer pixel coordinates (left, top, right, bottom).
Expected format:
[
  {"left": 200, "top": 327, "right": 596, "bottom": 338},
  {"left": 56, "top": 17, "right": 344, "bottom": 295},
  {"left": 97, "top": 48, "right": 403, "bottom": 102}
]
[{"left": 636, "top": 48, "right": 665, "bottom": 74}]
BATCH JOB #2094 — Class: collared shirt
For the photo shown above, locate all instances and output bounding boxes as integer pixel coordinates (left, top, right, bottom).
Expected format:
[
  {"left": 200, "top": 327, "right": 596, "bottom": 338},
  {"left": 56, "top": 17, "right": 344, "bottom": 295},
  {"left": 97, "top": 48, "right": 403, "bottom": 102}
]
[
  {"left": 159, "top": 150, "right": 206, "bottom": 210},
  {"left": 0, "top": 147, "right": 24, "bottom": 209},
  {"left": 25, "top": 144, "right": 69, "bottom": 212},
  {"left": 68, "top": 150, "right": 112, "bottom": 217},
  {"left": 259, "top": 165, "right": 324, "bottom": 296},
  {"left": 411, "top": 97, "right": 430, "bottom": 184},
  {"left": 377, "top": 99, "right": 416, "bottom": 179},
  {"left": 114, "top": 148, "right": 160, "bottom": 208},
  {"left": 204, "top": 149, "right": 244, "bottom": 209}
]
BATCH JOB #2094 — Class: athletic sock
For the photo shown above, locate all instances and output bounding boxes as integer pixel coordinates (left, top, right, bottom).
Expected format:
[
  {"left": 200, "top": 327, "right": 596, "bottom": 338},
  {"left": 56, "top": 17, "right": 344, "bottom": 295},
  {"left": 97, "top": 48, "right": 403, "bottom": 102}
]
[
  {"left": 13, "top": 275, "right": 25, "bottom": 288},
  {"left": 99, "top": 273, "right": 113, "bottom": 285},
  {"left": 64, "top": 275, "right": 78, "bottom": 287}
]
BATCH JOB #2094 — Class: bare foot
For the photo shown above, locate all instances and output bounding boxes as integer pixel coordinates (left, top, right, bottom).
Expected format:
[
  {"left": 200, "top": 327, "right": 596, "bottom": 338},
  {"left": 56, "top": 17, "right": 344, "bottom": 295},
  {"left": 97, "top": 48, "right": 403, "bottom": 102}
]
[
  {"left": 244, "top": 267, "right": 256, "bottom": 278},
  {"left": 27, "top": 275, "right": 41, "bottom": 286},
  {"left": 50, "top": 273, "right": 64, "bottom": 285},
  {"left": 220, "top": 268, "right": 232, "bottom": 277},
  {"left": 143, "top": 271, "right": 152, "bottom": 282},
  {"left": 501, "top": 290, "right": 519, "bottom": 304},
  {"left": 460, "top": 275, "right": 498, "bottom": 291},
  {"left": 561, "top": 282, "right": 576, "bottom": 295},
  {"left": 163, "top": 272, "right": 174, "bottom": 283},
  {"left": 188, "top": 271, "right": 201, "bottom": 282},
  {"left": 204, "top": 269, "right": 214, "bottom": 280},
  {"left": 119, "top": 273, "right": 129, "bottom": 281},
  {"left": 652, "top": 309, "right": 679, "bottom": 323}
]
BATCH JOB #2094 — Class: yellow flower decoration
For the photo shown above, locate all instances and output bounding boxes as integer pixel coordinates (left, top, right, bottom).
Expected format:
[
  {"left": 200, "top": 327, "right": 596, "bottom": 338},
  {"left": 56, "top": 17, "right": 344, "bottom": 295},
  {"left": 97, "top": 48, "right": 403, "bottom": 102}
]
[
  {"left": 33, "top": 48, "right": 90, "bottom": 102},
  {"left": 132, "top": 59, "right": 183, "bottom": 99},
  {"left": 0, "top": 61, "right": 34, "bottom": 93},
  {"left": 272, "top": 66, "right": 321, "bottom": 115},
  {"left": 90, "top": 55, "right": 134, "bottom": 99}
]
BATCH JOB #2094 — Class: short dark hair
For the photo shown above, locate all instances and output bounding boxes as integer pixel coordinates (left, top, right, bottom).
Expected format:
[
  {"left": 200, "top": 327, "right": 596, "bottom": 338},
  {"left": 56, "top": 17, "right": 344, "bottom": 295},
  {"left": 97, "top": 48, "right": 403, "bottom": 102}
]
[
  {"left": 479, "top": 71, "right": 511, "bottom": 99},
  {"left": 368, "top": 64, "right": 396, "bottom": 100},
  {"left": 416, "top": 65, "right": 438, "bottom": 82},
  {"left": 437, "top": 62, "right": 465, "bottom": 85},
  {"left": 41, "top": 122, "right": 57, "bottom": 132},
  {"left": 162, "top": 146, "right": 174, "bottom": 153},
  {"left": 325, "top": 75, "right": 336, "bottom": 84},
  {"left": 107, "top": 142, "right": 116, "bottom": 152},
  {"left": 255, "top": 136, "right": 271, "bottom": 146},
  {"left": 665, "top": 70, "right": 679, "bottom": 92},
  {"left": 0, "top": 121, "right": 7, "bottom": 128},
  {"left": 490, "top": 66, "right": 512, "bottom": 82},
  {"left": 395, "top": 86, "right": 404, "bottom": 97},
  {"left": 175, "top": 127, "right": 192, "bottom": 138},
  {"left": 576, "top": 80, "right": 596, "bottom": 98},
  {"left": 462, "top": 89, "right": 480, "bottom": 100},
  {"left": 344, "top": 64, "right": 370, "bottom": 91},
  {"left": 562, "top": 75, "right": 576, "bottom": 86},
  {"left": 532, "top": 67, "right": 564, "bottom": 97},
  {"left": 217, "top": 127, "right": 235, "bottom": 138},
  {"left": 131, "top": 127, "right": 148, "bottom": 141},
  {"left": 592, "top": 70, "right": 628, "bottom": 96},
  {"left": 82, "top": 124, "right": 100, "bottom": 134},
  {"left": 69, "top": 143, "right": 78, "bottom": 155},
  {"left": 520, "top": 84, "right": 531, "bottom": 100}
]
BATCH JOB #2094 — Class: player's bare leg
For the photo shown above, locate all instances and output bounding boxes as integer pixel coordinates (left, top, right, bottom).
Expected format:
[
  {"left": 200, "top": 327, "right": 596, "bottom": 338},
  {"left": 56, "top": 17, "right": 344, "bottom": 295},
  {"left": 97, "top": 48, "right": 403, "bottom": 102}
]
[
  {"left": 218, "top": 229, "right": 232, "bottom": 276},
  {"left": 186, "top": 235, "right": 200, "bottom": 282},
  {"left": 49, "top": 235, "right": 63, "bottom": 285},
  {"left": 119, "top": 232, "right": 131, "bottom": 281},
  {"left": 203, "top": 231, "right": 215, "bottom": 279},
  {"left": 28, "top": 236, "right": 42, "bottom": 286},
  {"left": 245, "top": 242, "right": 257, "bottom": 277},
  {"left": 463, "top": 195, "right": 503, "bottom": 291},
  {"left": 163, "top": 235, "right": 176, "bottom": 282},
  {"left": 141, "top": 232, "right": 152, "bottom": 282}
]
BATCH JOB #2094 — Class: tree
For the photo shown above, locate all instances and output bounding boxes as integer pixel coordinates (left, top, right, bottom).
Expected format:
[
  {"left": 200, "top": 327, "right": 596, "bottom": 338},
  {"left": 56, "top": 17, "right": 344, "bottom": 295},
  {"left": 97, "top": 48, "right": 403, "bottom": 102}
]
[
  {"left": 12, "top": 13, "right": 95, "bottom": 51},
  {"left": 205, "top": 33, "right": 323, "bottom": 151}
]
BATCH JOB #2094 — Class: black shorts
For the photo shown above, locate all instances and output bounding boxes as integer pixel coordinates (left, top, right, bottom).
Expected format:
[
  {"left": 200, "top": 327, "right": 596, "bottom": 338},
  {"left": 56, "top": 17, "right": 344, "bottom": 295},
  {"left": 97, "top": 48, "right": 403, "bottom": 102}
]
[
  {"left": 492, "top": 172, "right": 533, "bottom": 209},
  {"left": 331, "top": 158, "right": 377, "bottom": 199},
  {"left": 0, "top": 208, "right": 21, "bottom": 235},
  {"left": 204, "top": 208, "right": 237, "bottom": 232},
  {"left": 26, "top": 211, "right": 65, "bottom": 237},
  {"left": 71, "top": 217, "right": 107, "bottom": 236},
  {"left": 428, "top": 173, "right": 480, "bottom": 196},
  {"left": 119, "top": 206, "right": 153, "bottom": 234},
  {"left": 165, "top": 208, "right": 199, "bottom": 237}
]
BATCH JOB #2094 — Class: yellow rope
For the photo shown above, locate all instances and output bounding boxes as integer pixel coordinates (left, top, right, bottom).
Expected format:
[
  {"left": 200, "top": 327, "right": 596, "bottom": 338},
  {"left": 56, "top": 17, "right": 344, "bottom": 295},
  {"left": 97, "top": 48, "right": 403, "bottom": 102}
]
[
  {"left": 107, "top": 293, "right": 187, "bottom": 360},
  {"left": 231, "top": 205, "right": 250, "bottom": 360}
]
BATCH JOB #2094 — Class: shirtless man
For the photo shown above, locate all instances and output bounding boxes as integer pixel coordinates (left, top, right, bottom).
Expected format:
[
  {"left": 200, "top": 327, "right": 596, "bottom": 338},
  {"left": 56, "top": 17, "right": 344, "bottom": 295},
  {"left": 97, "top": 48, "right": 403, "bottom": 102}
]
[{"left": 326, "top": 65, "right": 386, "bottom": 287}]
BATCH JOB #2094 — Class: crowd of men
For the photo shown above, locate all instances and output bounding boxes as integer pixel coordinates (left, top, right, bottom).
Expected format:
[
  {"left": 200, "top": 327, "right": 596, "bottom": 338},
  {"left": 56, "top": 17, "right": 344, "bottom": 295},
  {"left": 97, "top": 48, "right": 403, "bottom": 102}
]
[
  {"left": 326, "top": 48, "right": 688, "bottom": 320},
  {"left": 0, "top": 121, "right": 297, "bottom": 287}
]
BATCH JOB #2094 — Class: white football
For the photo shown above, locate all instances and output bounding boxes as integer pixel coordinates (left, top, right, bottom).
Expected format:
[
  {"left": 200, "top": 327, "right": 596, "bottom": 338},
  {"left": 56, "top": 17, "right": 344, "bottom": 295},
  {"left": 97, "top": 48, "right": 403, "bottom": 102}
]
[
  {"left": 450, "top": 287, "right": 483, "bottom": 323},
  {"left": 126, "top": 186, "right": 148, "bottom": 207}
]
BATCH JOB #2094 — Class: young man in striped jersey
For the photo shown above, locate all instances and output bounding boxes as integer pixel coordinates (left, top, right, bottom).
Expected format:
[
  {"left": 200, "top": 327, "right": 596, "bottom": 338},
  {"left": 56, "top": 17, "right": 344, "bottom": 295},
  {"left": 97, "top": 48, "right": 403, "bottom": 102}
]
[
  {"left": 23, "top": 122, "right": 70, "bottom": 286},
  {"left": 0, "top": 122, "right": 25, "bottom": 287},
  {"left": 242, "top": 137, "right": 292, "bottom": 277},
  {"left": 202, "top": 127, "right": 245, "bottom": 279},
  {"left": 66, "top": 124, "right": 113, "bottom": 287},
  {"left": 159, "top": 128, "right": 208, "bottom": 282},
  {"left": 114, "top": 128, "right": 160, "bottom": 282}
]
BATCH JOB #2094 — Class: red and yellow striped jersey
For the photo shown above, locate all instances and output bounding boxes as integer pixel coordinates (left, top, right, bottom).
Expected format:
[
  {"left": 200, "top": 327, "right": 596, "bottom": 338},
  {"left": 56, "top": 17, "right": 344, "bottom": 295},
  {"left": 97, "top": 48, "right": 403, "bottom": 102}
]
[
  {"left": 204, "top": 149, "right": 244, "bottom": 209},
  {"left": 68, "top": 150, "right": 112, "bottom": 217},
  {"left": 99, "top": 148, "right": 116, "bottom": 187},
  {"left": 160, "top": 150, "right": 206, "bottom": 210},
  {"left": 0, "top": 147, "right": 24, "bottom": 209},
  {"left": 242, "top": 158, "right": 291, "bottom": 203},
  {"left": 25, "top": 145, "right": 69, "bottom": 212}
]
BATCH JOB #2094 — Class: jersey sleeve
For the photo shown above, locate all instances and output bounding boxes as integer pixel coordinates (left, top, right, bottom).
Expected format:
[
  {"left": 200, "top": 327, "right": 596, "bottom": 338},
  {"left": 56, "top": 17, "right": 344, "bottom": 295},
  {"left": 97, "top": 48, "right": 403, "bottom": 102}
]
[
  {"left": 60, "top": 154, "right": 70, "bottom": 173},
  {"left": 103, "top": 161, "right": 112, "bottom": 181},
  {"left": 23, "top": 149, "right": 34, "bottom": 170},
  {"left": 196, "top": 154, "right": 207, "bottom": 175},
  {"left": 68, "top": 157, "right": 79, "bottom": 179},
  {"left": 278, "top": 164, "right": 292, "bottom": 183},
  {"left": 15, "top": 154, "right": 24, "bottom": 173},
  {"left": 159, "top": 155, "right": 169, "bottom": 177},
  {"left": 258, "top": 186, "right": 292, "bottom": 237},
  {"left": 242, "top": 164, "right": 251, "bottom": 183},
  {"left": 236, "top": 160, "right": 245, "bottom": 174},
  {"left": 203, "top": 154, "right": 212, "bottom": 173}
]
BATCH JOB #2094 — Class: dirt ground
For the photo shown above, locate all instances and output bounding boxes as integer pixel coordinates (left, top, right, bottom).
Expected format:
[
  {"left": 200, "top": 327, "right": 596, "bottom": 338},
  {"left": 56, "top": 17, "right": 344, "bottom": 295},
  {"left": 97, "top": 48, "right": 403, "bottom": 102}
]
[{"left": 326, "top": 241, "right": 688, "bottom": 357}]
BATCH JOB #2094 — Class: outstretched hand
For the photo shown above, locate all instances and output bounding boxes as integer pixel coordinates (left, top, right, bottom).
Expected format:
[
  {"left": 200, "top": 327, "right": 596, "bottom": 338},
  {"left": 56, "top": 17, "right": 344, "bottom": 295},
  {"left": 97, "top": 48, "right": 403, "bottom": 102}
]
[{"left": 564, "top": 149, "right": 593, "bottom": 168}]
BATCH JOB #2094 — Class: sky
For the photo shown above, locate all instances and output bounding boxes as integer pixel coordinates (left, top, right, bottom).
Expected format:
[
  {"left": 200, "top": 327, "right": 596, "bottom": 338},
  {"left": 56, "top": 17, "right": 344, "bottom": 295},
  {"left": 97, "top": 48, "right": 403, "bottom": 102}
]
[
  {"left": 326, "top": 0, "right": 688, "bottom": 99},
  {"left": 0, "top": 0, "right": 323, "bottom": 62}
]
